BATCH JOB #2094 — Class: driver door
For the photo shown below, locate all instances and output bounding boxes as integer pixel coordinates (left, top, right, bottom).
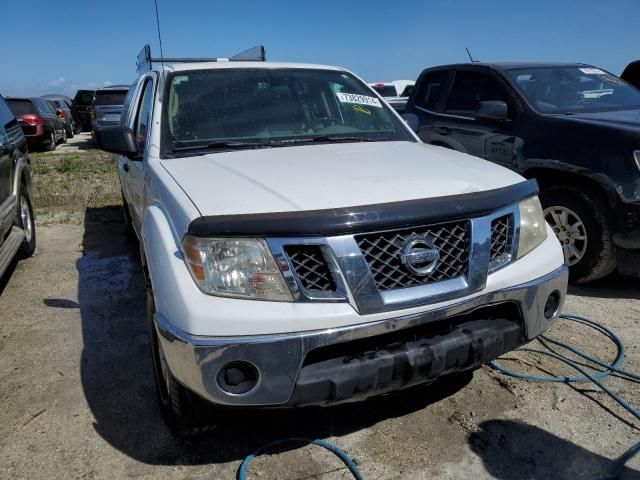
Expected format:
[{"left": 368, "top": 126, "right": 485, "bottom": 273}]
[{"left": 438, "top": 69, "right": 519, "bottom": 169}]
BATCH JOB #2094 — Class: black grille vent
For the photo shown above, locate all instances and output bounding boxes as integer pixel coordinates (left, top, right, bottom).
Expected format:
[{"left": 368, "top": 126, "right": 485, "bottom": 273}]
[
  {"left": 490, "top": 215, "right": 513, "bottom": 263},
  {"left": 285, "top": 245, "right": 336, "bottom": 292},
  {"left": 356, "top": 220, "right": 470, "bottom": 291}
]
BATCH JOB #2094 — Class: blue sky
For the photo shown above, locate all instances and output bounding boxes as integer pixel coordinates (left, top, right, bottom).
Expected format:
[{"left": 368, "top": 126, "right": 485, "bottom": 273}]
[{"left": 1, "top": 0, "right": 638, "bottom": 97}]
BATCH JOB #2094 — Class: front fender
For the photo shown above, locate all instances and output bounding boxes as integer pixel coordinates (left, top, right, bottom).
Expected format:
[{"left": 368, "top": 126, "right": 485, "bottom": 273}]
[
  {"left": 141, "top": 204, "right": 202, "bottom": 334},
  {"left": 518, "top": 157, "right": 620, "bottom": 203}
]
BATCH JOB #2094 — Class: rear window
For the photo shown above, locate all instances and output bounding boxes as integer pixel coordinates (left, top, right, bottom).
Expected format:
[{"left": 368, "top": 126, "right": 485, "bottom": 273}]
[
  {"left": 6, "top": 99, "right": 35, "bottom": 116},
  {"left": 95, "top": 91, "right": 128, "bottom": 106},
  {"left": 371, "top": 85, "right": 397, "bottom": 97},
  {"left": 74, "top": 91, "right": 94, "bottom": 105}
]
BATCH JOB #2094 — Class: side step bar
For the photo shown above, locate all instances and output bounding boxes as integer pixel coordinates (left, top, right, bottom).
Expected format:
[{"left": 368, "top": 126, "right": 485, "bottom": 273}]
[{"left": 0, "top": 227, "right": 25, "bottom": 278}]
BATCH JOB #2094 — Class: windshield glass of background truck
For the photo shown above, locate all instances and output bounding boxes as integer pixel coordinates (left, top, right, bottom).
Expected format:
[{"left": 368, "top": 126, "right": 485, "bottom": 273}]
[{"left": 507, "top": 66, "right": 640, "bottom": 113}]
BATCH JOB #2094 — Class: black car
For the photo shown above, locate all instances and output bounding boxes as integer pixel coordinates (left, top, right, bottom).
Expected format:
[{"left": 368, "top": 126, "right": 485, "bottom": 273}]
[
  {"left": 0, "top": 94, "right": 36, "bottom": 278},
  {"left": 404, "top": 62, "right": 640, "bottom": 283},
  {"left": 42, "top": 94, "right": 80, "bottom": 136},
  {"left": 6, "top": 97, "right": 66, "bottom": 151},
  {"left": 72, "top": 89, "right": 95, "bottom": 131},
  {"left": 43, "top": 98, "right": 74, "bottom": 139}
]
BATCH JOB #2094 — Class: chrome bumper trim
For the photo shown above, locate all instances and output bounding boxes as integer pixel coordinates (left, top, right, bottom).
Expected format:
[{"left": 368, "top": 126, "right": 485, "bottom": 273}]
[{"left": 155, "top": 265, "right": 568, "bottom": 406}]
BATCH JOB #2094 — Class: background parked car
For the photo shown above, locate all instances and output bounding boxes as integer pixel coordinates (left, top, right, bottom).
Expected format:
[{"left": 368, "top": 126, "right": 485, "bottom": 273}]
[
  {"left": 369, "top": 80, "right": 415, "bottom": 112},
  {"left": 5, "top": 97, "right": 66, "bottom": 151},
  {"left": 43, "top": 94, "right": 81, "bottom": 136},
  {"left": 621, "top": 60, "right": 640, "bottom": 89},
  {"left": 43, "top": 98, "right": 75, "bottom": 139},
  {"left": 0, "top": 94, "right": 36, "bottom": 279},
  {"left": 91, "top": 85, "right": 129, "bottom": 138},
  {"left": 404, "top": 62, "right": 640, "bottom": 283},
  {"left": 72, "top": 89, "right": 94, "bottom": 131}
]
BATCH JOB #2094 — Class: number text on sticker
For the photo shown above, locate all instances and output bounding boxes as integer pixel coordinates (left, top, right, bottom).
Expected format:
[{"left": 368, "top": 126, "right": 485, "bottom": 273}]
[{"left": 336, "top": 92, "right": 382, "bottom": 108}]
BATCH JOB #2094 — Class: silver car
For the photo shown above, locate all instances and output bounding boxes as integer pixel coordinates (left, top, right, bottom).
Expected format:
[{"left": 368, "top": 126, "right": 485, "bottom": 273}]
[{"left": 91, "top": 85, "right": 130, "bottom": 137}]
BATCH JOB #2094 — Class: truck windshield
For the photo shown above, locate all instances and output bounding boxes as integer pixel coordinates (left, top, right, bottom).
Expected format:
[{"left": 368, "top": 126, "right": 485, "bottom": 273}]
[
  {"left": 507, "top": 66, "right": 640, "bottom": 114},
  {"left": 162, "top": 68, "right": 414, "bottom": 155}
]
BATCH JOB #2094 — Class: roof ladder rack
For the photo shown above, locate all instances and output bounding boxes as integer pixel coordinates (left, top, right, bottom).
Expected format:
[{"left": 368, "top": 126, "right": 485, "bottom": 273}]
[{"left": 136, "top": 45, "right": 266, "bottom": 73}]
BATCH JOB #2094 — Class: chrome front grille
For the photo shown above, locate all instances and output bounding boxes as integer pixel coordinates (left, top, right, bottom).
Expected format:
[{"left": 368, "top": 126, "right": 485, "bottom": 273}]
[
  {"left": 266, "top": 202, "right": 523, "bottom": 314},
  {"left": 490, "top": 214, "right": 514, "bottom": 267},
  {"left": 284, "top": 245, "right": 335, "bottom": 292},
  {"left": 355, "top": 220, "right": 470, "bottom": 291}
]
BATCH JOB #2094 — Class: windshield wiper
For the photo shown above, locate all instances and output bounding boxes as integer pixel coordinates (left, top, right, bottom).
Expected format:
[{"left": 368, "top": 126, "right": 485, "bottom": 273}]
[
  {"left": 271, "top": 135, "right": 388, "bottom": 145},
  {"left": 171, "top": 136, "right": 388, "bottom": 155},
  {"left": 172, "top": 140, "right": 273, "bottom": 153}
]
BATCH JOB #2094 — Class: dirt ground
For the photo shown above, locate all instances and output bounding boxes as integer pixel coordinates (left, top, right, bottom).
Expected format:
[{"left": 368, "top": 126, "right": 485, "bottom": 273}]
[{"left": 0, "top": 138, "right": 638, "bottom": 479}]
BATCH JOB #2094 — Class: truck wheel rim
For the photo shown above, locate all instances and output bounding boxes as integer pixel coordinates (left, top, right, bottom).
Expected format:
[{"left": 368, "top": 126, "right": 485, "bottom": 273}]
[
  {"left": 20, "top": 195, "right": 32, "bottom": 243},
  {"left": 544, "top": 205, "right": 587, "bottom": 266}
]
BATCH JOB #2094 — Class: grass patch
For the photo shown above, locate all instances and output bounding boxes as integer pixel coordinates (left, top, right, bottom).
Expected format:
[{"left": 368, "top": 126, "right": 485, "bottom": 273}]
[{"left": 30, "top": 149, "right": 122, "bottom": 214}]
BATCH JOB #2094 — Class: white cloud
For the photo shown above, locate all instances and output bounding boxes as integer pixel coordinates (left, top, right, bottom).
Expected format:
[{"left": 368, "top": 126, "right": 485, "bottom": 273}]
[
  {"left": 103, "top": 81, "right": 113, "bottom": 87},
  {"left": 47, "top": 76, "right": 67, "bottom": 87}
]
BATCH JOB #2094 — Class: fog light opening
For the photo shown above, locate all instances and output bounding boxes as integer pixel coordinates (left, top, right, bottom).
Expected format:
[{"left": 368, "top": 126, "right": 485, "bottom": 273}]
[
  {"left": 217, "top": 361, "right": 260, "bottom": 395},
  {"left": 544, "top": 291, "right": 561, "bottom": 320}
]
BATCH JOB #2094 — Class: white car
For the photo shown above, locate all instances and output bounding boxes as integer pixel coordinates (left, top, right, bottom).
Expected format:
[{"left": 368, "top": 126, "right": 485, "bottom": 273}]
[
  {"left": 369, "top": 80, "right": 415, "bottom": 112},
  {"left": 96, "top": 46, "right": 567, "bottom": 437}
]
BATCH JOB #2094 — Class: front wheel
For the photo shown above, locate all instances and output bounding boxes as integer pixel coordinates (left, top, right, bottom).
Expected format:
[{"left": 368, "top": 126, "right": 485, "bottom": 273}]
[
  {"left": 60, "top": 128, "right": 67, "bottom": 144},
  {"left": 147, "top": 287, "right": 217, "bottom": 437},
  {"left": 541, "top": 186, "right": 616, "bottom": 283},
  {"left": 16, "top": 189, "right": 36, "bottom": 258}
]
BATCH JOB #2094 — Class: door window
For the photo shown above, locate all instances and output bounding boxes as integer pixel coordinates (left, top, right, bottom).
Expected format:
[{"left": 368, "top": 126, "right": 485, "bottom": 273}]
[
  {"left": 0, "top": 97, "right": 15, "bottom": 128},
  {"left": 120, "top": 82, "right": 139, "bottom": 126},
  {"left": 414, "top": 71, "right": 448, "bottom": 111},
  {"left": 36, "top": 100, "right": 48, "bottom": 115},
  {"left": 445, "top": 71, "right": 511, "bottom": 117},
  {"left": 134, "top": 79, "right": 154, "bottom": 153}
]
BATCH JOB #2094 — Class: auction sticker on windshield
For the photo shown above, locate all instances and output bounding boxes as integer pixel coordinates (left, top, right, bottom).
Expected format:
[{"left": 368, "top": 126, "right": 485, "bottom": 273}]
[{"left": 336, "top": 92, "right": 382, "bottom": 108}]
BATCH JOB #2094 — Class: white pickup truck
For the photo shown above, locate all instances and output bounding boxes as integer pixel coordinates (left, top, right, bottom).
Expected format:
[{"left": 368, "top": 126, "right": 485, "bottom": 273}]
[{"left": 96, "top": 47, "right": 568, "bottom": 437}]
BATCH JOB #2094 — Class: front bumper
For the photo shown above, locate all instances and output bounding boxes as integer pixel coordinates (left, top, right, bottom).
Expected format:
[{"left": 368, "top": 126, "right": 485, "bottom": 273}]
[{"left": 155, "top": 265, "right": 568, "bottom": 407}]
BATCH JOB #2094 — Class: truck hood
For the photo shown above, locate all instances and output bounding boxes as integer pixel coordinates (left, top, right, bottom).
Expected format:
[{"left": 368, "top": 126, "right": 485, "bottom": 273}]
[
  {"left": 160, "top": 141, "right": 525, "bottom": 216},
  {"left": 558, "top": 108, "right": 640, "bottom": 132}
]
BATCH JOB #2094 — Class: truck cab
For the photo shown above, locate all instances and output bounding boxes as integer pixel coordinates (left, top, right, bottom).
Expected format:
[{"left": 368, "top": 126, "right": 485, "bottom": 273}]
[{"left": 405, "top": 62, "right": 640, "bottom": 283}]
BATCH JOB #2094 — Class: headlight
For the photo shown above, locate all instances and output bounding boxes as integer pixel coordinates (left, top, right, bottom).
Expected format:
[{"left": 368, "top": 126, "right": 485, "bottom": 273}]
[
  {"left": 517, "top": 195, "right": 547, "bottom": 259},
  {"left": 634, "top": 150, "right": 640, "bottom": 170},
  {"left": 181, "top": 236, "right": 293, "bottom": 301}
]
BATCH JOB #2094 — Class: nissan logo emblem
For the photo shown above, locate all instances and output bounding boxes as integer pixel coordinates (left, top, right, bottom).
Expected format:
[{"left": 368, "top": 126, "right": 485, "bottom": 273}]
[{"left": 400, "top": 236, "right": 440, "bottom": 276}]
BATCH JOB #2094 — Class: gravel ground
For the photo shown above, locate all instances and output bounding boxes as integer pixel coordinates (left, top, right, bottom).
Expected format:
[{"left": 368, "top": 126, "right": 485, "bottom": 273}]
[{"left": 0, "top": 209, "right": 638, "bottom": 480}]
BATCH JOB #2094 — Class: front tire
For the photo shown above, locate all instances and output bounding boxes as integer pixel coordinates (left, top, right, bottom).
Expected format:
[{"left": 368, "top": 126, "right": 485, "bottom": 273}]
[
  {"left": 60, "top": 128, "right": 67, "bottom": 144},
  {"left": 16, "top": 189, "right": 36, "bottom": 259},
  {"left": 147, "top": 287, "right": 216, "bottom": 437},
  {"left": 541, "top": 186, "right": 616, "bottom": 283}
]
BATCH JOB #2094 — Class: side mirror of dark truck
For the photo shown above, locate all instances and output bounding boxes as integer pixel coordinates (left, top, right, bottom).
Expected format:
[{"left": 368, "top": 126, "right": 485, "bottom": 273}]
[
  {"left": 95, "top": 126, "right": 139, "bottom": 159},
  {"left": 475, "top": 100, "right": 509, "bottom": 122}
]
